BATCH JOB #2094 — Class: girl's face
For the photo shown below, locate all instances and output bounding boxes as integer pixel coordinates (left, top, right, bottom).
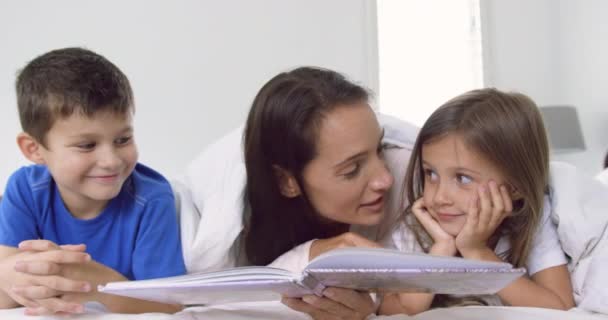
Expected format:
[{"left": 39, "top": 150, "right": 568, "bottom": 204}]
[
  {"left": 300, "top": 103, "right": 394, "bottom": 227},
  {"left": 421, "top": 133, "right": 510, "bottom": 236}
]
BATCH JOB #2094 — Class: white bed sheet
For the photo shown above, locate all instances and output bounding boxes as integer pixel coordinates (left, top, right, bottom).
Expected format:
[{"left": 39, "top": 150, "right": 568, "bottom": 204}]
[{"left": 1, "top": 303, "right": 606, "bottom": 320}]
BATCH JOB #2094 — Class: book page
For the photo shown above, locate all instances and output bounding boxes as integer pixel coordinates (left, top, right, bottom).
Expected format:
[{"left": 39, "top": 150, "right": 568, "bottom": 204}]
[
  {"left": 306, "top": 268, "right": 525, "bottom": 295},
  {"left": 101, "top": 280, "right": 314, "bottom": 305},
  {"left": 306, "top": 247, "right": 512, "bottom": 270}
]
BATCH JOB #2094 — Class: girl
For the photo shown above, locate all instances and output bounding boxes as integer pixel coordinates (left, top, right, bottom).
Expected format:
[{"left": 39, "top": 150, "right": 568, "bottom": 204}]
[{"left": 380, "top": 88, "right": 575, "bottom": 315}]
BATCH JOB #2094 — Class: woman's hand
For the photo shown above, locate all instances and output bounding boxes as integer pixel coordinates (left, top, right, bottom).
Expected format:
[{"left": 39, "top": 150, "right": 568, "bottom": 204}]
[
  {"left": 411, "top": 198, "right": 457, "bottom": 256},
  {"left": 309, "top": 232, "right": 381, "bottom": 261},
  {"left": 455, "top": 181, "right": 512, "bottom": 258},
  {"left": 282, "top": 287, "right": 375, "bottom": 320},
  {"left": 283, "top": 233, "right": 380, "bottom": 319}
]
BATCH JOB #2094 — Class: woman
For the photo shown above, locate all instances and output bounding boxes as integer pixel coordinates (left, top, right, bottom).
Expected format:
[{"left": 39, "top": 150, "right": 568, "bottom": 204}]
[{"left": 240, "top": 67, "right": 415, "bottom": 319}]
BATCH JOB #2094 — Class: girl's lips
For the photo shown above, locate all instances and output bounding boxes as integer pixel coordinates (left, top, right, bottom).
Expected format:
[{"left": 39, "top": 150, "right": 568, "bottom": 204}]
[{"left": 437, "top": 212, "right": 465, "bottom": 221}]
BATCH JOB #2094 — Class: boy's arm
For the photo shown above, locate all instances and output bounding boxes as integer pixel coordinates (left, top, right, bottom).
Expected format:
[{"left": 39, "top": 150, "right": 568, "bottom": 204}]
[
  {"left": 58, "top": 259, "right": 183, "bottom": 314},
  {"left": 14, "top": 241, "right": 182, "bottom": 315}
]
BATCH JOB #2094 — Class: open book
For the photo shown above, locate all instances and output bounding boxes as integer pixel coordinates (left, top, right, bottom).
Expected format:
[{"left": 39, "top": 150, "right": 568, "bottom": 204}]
[{"left": 99, "top": 248, "right": 525, "bottom": 305}]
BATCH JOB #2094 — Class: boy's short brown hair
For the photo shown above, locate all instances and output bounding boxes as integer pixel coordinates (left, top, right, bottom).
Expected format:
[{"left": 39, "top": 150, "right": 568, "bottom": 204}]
[{"left": 16, "top": 47, "right": 134, "bottom": 146}]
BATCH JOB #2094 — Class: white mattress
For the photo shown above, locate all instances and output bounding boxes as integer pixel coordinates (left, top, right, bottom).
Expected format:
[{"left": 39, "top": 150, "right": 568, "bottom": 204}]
[{"left": 0, "top": 302, "right": 606, "bottom": 320}]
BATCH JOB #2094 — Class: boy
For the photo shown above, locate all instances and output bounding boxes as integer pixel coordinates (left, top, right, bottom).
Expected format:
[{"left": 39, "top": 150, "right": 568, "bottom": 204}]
[{"left": 0, "top": 48, "right": 186, "bottom": 315}]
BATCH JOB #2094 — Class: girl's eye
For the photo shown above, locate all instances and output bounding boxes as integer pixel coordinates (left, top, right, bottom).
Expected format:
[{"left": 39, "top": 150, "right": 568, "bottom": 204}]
[
  {"left": 456, "top": 174, "right": 473, "bottom": 185},
  {"left": 115, "top": 136, "right": 132, "bottom": 145},
  {"left": 424, "top": 169, "right": 438, "bottom": 182},
  {"left": 344, "top": 164, "right": 361, "bottom": 179}
]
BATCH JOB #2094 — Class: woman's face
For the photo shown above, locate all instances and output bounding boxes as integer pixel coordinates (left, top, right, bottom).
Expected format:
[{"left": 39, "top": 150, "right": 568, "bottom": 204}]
[{"left": 299, "top": 103, "right": 394, "bottom": 226}]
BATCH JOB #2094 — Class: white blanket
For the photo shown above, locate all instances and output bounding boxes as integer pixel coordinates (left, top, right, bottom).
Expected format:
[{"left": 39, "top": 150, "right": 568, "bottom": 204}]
[
  {"left": 0, "top": 304, "right": 606, "bottom": 320},
  {"left": 549, "top": 162, "right": 608, "bottom": 313}
]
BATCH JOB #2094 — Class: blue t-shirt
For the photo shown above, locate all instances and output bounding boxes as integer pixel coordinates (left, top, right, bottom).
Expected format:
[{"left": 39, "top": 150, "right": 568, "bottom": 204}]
[{"left": 0, "top": 163, "right": 186, "bottom": 280}]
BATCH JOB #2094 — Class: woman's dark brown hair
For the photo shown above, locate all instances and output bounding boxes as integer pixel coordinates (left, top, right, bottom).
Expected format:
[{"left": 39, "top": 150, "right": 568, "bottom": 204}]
[{"left": 243, "top": 67, "right": 369, "bottom": 266}]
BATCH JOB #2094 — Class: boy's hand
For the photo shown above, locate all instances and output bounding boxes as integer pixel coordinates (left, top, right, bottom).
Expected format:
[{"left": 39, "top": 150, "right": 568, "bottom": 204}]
[
  {"left": 455, "top": 181, "right": 512, "bottom": 259},
  {"left": 11, "top": 240, "right": 92, "bottom": 315},
  {"left": 411, "top": 198, "right": 457, "bottom": 256}
]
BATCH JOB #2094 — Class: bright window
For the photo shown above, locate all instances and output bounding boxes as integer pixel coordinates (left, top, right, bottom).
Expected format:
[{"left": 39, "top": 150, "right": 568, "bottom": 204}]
[{"left": 377, "top": 0, "right": 484, "bottom": 126}]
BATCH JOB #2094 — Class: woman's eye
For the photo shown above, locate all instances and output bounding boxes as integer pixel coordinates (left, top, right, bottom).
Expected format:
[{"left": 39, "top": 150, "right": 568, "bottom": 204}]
[
  {"left": 344, "top": 164, "right": 361, "bottom": 179},
  {"left": 377, "top": 142, "right": 389, "bottom": 154},
  {"left": 456, "top": 174, "right": 473, "bottom": 185}
]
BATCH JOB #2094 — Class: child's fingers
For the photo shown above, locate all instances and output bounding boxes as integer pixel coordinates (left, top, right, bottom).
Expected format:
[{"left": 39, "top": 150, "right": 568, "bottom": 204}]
[
  {"left": 31, "top": 275, "right": 91, "bottom": 293},
  {"left": 21, "top": 250, "right": 91, "bottom": 264},
  {"left": 500, "top": 185, "right": 513, "bottom": 213},
  {"left": 58, "top": 244, "right": 87, "bottom": 252},
  {"left": 18, "top": 240, "right": 60, "bottom": 251},
  {"left": 464, "top": 193, "right": 480, "bottom": 231},
  {"left": 14, "top": 260, "right": 61, "bottom": 275},
  {"left": 27, "top": 297, "right": 84, "bottom": 315},
  {"left": 413, "top": 205, "right": 445, "bottom": 238},
  {"left": 488, "top": 181, "right": 505, "bottom": 226},
  {"left": 11, "top": 285, "right": 60, "bottom": 300},
  {"left": 477, "top": 185, "right": 492, "bottom": 228},
  {"left": 7, "top": 290, "right": 39, "bottom": 309}
]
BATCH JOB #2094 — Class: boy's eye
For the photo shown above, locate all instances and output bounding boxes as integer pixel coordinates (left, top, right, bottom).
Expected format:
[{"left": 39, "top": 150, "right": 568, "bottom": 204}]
[
  {"left": 77, "top": 142, "right": 96, "bottom": 150},
  {"left": 115, "top": 136, "right": 132, "bottom": 145},
  {"left": 343, "top": 163, "right": 361, "bottom": 179},
  {"left": 456, "top": 174, "right": 473, "bottom": 185}
]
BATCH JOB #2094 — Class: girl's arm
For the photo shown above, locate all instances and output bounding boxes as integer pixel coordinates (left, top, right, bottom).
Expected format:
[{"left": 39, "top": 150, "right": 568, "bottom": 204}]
[
  {"left": 463, "top": 249, "right": 574, "bottom": 309},
  {"left": 458, "top": 183, "right": 574, "bottom": 309}
]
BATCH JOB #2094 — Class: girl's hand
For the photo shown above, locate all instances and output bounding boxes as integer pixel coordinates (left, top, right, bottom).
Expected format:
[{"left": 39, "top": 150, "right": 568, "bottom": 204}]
[
  {"left": 411, "top": 198, "right": 456, "bottom": 256},
  {"left": 309, "top": 232, "right": 381, "bottom": 261},
  {"left": 455, "top": 181, "right": 512, "bottom": 258},
  {"left": 282, "top": 287, "right": 375, "bottom": 320}
]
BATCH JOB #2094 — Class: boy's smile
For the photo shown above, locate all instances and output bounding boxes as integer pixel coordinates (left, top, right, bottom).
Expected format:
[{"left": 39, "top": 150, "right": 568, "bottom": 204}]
[{"left": 35, "top": 111, "right": 138, "bottom": 219}]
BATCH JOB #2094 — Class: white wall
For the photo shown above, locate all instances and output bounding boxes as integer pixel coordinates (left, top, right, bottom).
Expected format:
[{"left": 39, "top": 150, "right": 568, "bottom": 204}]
[
  {"left": 482, "top": 0, "right": 607, "bottom": 175},
  {"left": 553, "top": 0, "right": 608, "bottom": 173},
  {"left": 0, "top": 0, "right": 376, "bottom": 192}
]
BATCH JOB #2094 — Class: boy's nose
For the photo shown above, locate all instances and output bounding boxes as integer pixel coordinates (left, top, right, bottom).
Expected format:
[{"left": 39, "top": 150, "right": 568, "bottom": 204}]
[{"left": 97, "top": 149, "right": 122, "bottom": 169}]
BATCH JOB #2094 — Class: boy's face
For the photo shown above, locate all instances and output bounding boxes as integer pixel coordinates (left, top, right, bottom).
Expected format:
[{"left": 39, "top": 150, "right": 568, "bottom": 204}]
[{"left": 38, "top": 111, "right": 138, "bottom": 217}]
